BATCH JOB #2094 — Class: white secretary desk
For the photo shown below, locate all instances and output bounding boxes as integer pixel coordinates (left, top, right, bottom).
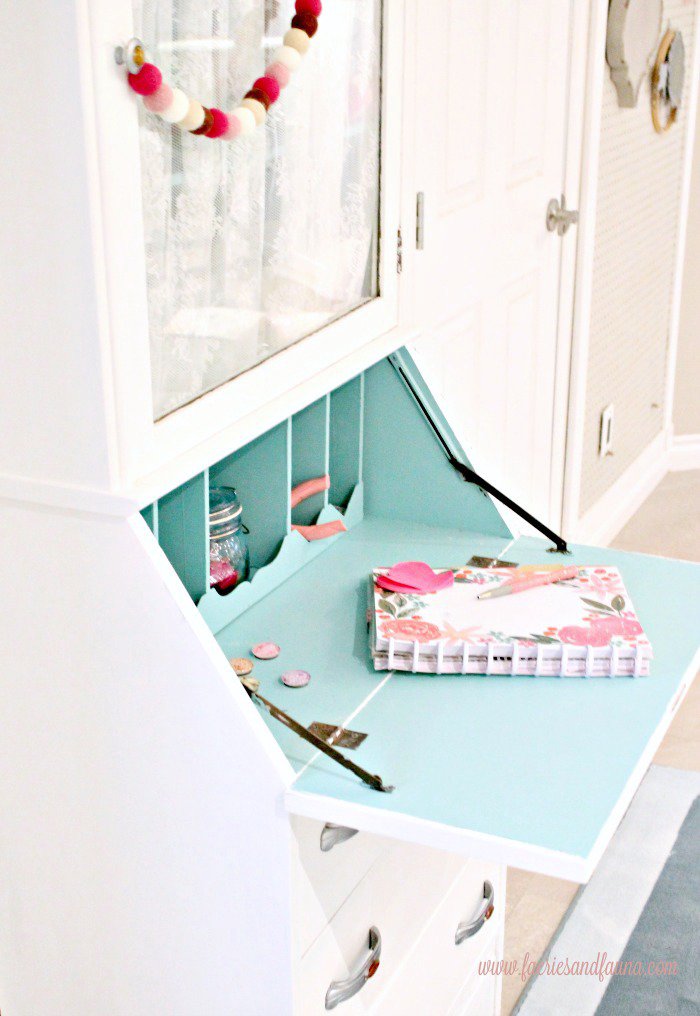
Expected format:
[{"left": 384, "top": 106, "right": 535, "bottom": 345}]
[{"left": 1, "top": 1, "right": 699, "bottom": 1014}]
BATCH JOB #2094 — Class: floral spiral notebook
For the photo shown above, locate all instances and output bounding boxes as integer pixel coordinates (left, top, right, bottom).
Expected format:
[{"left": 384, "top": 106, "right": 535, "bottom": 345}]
[{"left": 369, "top": 566, "right": 652, "bottom": 677}]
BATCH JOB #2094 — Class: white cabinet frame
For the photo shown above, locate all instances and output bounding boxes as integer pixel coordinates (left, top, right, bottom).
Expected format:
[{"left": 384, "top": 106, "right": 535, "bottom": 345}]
[{"left": 81, "top": 0, "right": 406, "bottom": 489}]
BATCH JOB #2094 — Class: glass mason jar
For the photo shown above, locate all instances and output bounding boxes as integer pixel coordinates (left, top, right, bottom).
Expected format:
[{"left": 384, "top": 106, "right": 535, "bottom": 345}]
[{"left": 209, "top": 486, "right": 249, "bottom": 594}]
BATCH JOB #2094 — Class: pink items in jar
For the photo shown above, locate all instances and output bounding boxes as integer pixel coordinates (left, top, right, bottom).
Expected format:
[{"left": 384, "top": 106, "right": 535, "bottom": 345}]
[{"left": 209, "top": 487, "right": 249, "bottom": 594}]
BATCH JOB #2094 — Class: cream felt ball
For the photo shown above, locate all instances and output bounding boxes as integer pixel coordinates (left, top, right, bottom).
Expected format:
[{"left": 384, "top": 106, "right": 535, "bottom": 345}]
[
  {"left": 240, "top": 97, "right": 267, "bottom": 125},
  {"left": 177, "top": 99, "right": 206, "bottom": 131},
  {"left": 284, "top": 28, "right": 311, "bottom": 55},
  {"left": 233, "top": 106, "right": 257, "bottom": 134},
  {"left": 273, "top": 45, "right": 302, "bottom": 72},
  {"left": 159, "top": 87, "right": 189, "bottom": 123}
]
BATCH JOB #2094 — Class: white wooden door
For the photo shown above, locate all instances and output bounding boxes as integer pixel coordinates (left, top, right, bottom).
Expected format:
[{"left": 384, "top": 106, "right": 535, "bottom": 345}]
[{"left": 411, "top": 0, "right": 576, "bottom": 531}]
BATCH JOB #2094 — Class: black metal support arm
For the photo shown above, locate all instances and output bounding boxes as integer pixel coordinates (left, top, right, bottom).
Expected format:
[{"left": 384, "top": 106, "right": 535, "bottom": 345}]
[
  {"left": 394, "top": 362, "right": 569, "bottom": 555},
  {"left": 443, "top": 454, "right": 569, "bottom": 554}
]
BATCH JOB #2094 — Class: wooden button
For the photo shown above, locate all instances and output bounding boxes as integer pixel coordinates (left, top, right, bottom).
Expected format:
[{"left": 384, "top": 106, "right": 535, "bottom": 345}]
[{"left": 230, "top": 657, "right": 254, "bottom": 676}]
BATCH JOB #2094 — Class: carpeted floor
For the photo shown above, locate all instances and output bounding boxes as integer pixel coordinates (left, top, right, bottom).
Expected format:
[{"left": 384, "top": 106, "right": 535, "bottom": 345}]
[
  {"left": 516, "top": 766, "right": 700, "bottom": 1015},
  {"left": 596, "top": 795, "right": 700, "bottom": 1015}
]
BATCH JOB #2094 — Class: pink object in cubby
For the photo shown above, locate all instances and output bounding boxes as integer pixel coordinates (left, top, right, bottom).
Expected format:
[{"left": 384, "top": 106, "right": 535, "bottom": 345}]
[{"left": 292, "top": 520, "right": 346, "bottom": 542}]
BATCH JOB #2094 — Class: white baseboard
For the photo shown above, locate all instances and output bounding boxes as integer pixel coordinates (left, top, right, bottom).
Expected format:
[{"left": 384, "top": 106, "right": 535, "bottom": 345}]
[
  {"left": 668, "top": 432, "right": 700, "bottom": 471},
  {"left": 570, "top": 431, "right": 668, "bottom": 547}
]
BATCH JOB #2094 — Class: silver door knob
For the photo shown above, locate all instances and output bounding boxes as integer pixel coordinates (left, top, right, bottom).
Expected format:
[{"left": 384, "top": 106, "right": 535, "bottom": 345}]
[{"left": 546, "top": 195, "right": 579, "bottom": 236}]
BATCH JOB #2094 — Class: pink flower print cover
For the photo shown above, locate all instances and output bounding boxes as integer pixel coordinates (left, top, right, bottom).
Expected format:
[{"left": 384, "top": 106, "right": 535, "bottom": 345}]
[{"left": 369, "top": 566, "right": 652, "bottom": 677}]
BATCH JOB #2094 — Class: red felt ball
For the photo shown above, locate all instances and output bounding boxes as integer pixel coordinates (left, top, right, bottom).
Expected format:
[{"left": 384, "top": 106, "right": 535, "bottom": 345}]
[
  {"left": 295, "top": 0, "right": 322, "bottom": 15},
  {"left": 206, "top": 108, "right": 229, "bottom": 138},
  {"left": 291, "top": 12, "right": 318, "bottom": 37},
  {"left": 127, "top": 63, "right": 163, "bottom": 96},
  {"left": 253, "top": 75, "right": 281, "bottom": 104}
]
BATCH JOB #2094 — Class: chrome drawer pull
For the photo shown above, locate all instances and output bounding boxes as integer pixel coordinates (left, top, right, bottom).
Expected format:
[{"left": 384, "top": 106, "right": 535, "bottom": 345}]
[
  {"left": 455, "top": 881, "right": 495, "bottom": 946},
  {"left": 320, "top": 823, "right": 358, "bottom": 852},
  {"left": 325, "top": 926, "right": 381, "bottom": 1010}
]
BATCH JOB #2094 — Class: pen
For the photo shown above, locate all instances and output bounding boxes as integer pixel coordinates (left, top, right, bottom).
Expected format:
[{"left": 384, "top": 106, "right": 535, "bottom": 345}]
[{"left": 477, "top": 565, "right": 579, "bottom": 601}]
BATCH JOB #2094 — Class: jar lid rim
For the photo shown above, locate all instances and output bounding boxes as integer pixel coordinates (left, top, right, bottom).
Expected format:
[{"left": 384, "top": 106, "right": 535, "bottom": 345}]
[
  {"left": 210, "top": 502, "right": 243, "bottom": 520},
  {"left": 209, "top": 485, "right": 242, "bottom": 523}
]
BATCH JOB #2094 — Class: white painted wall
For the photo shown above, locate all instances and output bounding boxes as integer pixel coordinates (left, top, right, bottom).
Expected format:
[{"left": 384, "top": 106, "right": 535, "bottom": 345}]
[
  {"left": 0, "top": 505, "right": 294, "bottom": 1015},
  {"left": 578, "top": 0, "right": 699, "bottom": 514},
  {"left": 674, "top": 99, "right": 700, "bottom": 437}
]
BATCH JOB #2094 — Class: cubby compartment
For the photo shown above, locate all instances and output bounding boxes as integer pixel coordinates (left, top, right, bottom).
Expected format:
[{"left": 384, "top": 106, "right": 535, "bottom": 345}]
[
  {"left": 155, "top": 471, "right": 209, "bottom": 603},
  {"left": 291, "top": 397, "right": 330, "bottom": 527},
  {"left": 209, "top": 419, "right": 291, "bottom": 572},
  {"left": 144, "top": 370, "right": 366, "bottom": 635}
]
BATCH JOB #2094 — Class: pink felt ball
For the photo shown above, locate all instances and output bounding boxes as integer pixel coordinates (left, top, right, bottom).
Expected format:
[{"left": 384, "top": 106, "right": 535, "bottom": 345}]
[
  {"left": 223, "top": 114, "right": 243, "bottom": 139},
  {"left": 128, "top": 63, "right": 163, "bottom": 97},
  {"left": 296, "top": 0, "right": 322, "bottom": 15},
  {"left": 143, "top": 82, "right": 174, "bottom": 113},
  {"left": 266, "top": 62, "right": 291, "bottom": 89},
  {"left": 253, "top": 76, "right": 281, "bottom": 104},
  {"left": 206, "top": 108, "right": 229, "bottom": 138}
]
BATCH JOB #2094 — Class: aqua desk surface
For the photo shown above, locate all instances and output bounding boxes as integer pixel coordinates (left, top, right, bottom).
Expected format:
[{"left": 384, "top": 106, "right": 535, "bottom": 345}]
[{"left": 217, "top": 518, "right": 700, "bottom": 881}]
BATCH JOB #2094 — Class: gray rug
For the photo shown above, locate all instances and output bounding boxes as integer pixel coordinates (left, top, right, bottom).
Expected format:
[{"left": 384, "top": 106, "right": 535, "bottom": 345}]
[
  {"left": 518, "top": 766, "right": 700, "bottom": 1016},
  {"left": 596, "top": 796, "right": 700, "bottom": 1015}
]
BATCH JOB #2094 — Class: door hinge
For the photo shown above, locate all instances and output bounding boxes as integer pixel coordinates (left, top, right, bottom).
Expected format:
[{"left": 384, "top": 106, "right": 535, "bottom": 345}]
[
  {"left": 416, "top": 192, "right": 425, "bottom": 250},
  {"left": 396, "top": 227, "right": 403, "bottom": 274}
]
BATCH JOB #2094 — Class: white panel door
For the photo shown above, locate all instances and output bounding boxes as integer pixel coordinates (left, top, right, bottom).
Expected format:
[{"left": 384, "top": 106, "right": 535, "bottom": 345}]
[{"left": 411, "top": 0, "right": 575, "bottom": 530}]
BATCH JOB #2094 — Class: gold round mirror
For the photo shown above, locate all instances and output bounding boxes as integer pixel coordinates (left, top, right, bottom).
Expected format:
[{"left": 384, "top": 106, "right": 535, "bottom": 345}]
[{"left": 652, "top": 28, "right": 685, "bottom": 134}]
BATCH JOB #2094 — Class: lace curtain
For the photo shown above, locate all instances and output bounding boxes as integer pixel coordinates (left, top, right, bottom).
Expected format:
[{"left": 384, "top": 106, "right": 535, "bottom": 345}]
[{"left": 132, "top": 0, "right": 381, "bottom": 419}]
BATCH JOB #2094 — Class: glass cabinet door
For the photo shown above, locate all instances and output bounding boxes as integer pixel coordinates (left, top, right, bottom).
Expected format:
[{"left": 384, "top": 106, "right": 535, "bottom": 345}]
[{"left": 132, "top": 0, "right": 382, "bottom": 420}]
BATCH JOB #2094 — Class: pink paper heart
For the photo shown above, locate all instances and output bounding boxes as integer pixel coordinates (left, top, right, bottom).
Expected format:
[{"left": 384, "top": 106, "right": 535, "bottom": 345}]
[{"left": 377, "top": 561, "right": 454, "bottom": 595}]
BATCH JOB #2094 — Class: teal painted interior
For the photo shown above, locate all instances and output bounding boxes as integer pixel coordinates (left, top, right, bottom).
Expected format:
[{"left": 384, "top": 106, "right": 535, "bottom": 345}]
[
  {"left": 217, "top": 523, "right": 700, "bottom": 865},
  {"left": 329, "top": 374, "right": 364, "bottom": 510},
  {"left": 148, "top": 349, "right": 506, "bottom": 618},
  {"left": 291, "top": 396, "right": 330, "bottom": 526},
  {"left": 210, "top": 419, "right": 291, "bottom": 571},
  {"left": 157, "top": 471, "right": 209, "bottom": 602},
  {"left": 198, "top": 487, "right": 364, "bottom": 635},
  {"left": 363, "top": 355, "right": 509, "bottom": 537},
  {"left": 147, "top": 346, "right": 700, "bottom": 866},
  {"left": 141, "top": 502, "right": 158, "bottom": 539}
]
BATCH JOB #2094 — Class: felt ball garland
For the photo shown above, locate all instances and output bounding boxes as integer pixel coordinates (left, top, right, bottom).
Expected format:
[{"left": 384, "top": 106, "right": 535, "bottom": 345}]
[{"left": 121, "top": 1, "right": 321, "bottom": 141}]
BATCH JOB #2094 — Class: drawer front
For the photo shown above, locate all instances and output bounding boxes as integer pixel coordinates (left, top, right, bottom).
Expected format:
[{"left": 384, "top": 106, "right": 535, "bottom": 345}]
[
  {"left": 296, "top": 840, "right": 468, "bottom": 1014},
  {"left": 372, "top": 862, "right": 503, "bottom": 1015},
  {"left": 447, "top": 946, "right": 499, "bottom": 1016},
  {"left": 291, "top": 816, "right": 392, "bottom": 957}
]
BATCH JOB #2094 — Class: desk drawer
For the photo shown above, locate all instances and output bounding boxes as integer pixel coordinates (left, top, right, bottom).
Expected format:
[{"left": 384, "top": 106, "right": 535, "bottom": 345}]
[
  {"left": 373, "top": 862, "right": 502, "bottom": 1014},
  {"left": 292, "top": 841, "right": 491, "bottom": 1016},
  {"left": 295, "top": 840, "right": 467, "bottom": 1014},
  {"left": 447, "top": 944, "right": 500, "bottom": 1015},
  {"left": 291, "top": 816, "right": 391, "bottom": 957}
]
